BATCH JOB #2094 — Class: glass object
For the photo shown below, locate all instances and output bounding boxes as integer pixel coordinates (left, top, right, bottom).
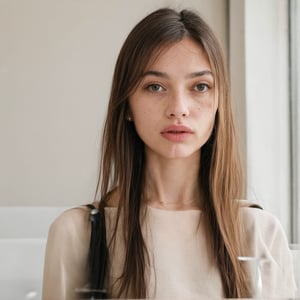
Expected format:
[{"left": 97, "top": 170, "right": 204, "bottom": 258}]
[
  {"left": 290, "top": 244, "right": 300, "bottom": 298},
  {"left": 238, "top": 256, "right": 262, "bottom": 298}
]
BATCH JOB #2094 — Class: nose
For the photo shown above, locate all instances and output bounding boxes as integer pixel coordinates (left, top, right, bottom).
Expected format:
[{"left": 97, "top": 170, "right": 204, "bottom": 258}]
[{"left": 165, "top": 91, "right": 190, "bottom": 118}]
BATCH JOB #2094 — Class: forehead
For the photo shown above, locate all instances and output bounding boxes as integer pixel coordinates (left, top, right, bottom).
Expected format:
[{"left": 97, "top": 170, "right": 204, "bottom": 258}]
[{"left": 145, "top": 37, "right": 211, "bottom": 72}]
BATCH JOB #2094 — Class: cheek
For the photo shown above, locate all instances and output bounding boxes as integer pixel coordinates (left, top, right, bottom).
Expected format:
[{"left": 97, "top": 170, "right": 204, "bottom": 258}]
[
  {"left": 131, "top": 106, "right": 156, "bottom": 134},
  {"left": 131, "top": 99, "right": 161, "bottom": 123},
  {"left": 195, "top": 100, "right": 217, "bottom": 120},
  {"left": 132, "top": 106, "right": 151, "bottom": 123},
  {"left": 198, "top": 92, "right": 218, "bottom": 112},
  {"left": 198, "top": 95, "right": 217, "bottom": 109}
]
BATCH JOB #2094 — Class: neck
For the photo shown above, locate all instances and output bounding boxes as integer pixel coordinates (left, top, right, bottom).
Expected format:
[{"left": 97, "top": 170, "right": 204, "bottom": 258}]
[{"left": 144, "top": 151, "right": 202, "bottom": 210}]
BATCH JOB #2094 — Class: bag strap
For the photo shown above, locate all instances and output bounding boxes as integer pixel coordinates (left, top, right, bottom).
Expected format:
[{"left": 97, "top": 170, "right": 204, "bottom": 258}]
[{"left": 86, "top": 204, "right": 108, "bottom": 299}]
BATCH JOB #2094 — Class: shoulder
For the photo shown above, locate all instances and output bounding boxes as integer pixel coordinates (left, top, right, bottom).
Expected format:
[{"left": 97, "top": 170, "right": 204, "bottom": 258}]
[
  {"left": 43, "top": 206, "right": 93, "bottom": 299},
  {"left": 238, "top": 201, "right": 288, "bottom": 250},
  {"left": 50, "top": 206, "right": 90, "bottom": 231},
  {"left": 238, "top": 201, "right": 296, "bottom": 297},
  {"left": 47, "top": 206, "right": 92, "bottom": 245},
  {"left": 239, "top": 202, "right": 281, "bottom": 229}
]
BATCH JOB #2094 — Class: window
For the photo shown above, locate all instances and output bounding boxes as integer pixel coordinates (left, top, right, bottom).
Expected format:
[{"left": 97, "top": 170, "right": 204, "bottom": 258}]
[
  {"left": 229, "top": 0, "right": 293, "bottom": 239},
  {"left": 289, "top": 0, "right": 300, "bottom": 243}
]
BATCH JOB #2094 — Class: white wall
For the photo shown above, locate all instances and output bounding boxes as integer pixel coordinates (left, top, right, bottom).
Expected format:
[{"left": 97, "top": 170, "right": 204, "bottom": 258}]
[{"left": 0, "top": 0, "right": 228, "bottom": 207}]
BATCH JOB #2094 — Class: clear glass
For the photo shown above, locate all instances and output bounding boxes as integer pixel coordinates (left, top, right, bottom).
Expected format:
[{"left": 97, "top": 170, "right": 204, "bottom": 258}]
[
  {"left": 238, "top": 256, "right": 262, "bottom": 298},
  {"left": 290, "top": 244, "right": 300, "bottom": 298}
]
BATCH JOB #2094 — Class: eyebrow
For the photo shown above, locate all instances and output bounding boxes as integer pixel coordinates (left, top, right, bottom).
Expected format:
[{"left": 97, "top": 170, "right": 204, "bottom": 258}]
[{"left": 141, "top": 70, "right": 214, "bottom": 79}]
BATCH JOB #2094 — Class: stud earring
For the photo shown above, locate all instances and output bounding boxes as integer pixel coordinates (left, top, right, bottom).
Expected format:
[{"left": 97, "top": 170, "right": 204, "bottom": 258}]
[{"left": 127, "top": 116, "right": 132, "bottom": 121}]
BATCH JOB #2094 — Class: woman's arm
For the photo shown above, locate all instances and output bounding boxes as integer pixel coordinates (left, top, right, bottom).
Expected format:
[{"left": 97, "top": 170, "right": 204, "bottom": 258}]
[{"left": 42, "top": 207, "right": 90, "bottom": 300}]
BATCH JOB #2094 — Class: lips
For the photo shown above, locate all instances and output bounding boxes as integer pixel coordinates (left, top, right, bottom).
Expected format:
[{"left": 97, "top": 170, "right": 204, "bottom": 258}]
[{"left": 161, "top": 125, "right": 193, "bottom": 142}]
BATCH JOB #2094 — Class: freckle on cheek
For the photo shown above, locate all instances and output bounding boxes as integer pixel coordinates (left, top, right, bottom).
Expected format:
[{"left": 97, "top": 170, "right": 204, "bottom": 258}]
[{"left": 197, "top": 103, "right": 211, "bottom": 110}]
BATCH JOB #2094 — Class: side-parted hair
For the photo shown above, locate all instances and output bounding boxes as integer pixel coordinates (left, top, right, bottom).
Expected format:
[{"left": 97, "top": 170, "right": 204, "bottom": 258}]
[{"left": 96, "top": 8, "right": 248, "bottom": 298}]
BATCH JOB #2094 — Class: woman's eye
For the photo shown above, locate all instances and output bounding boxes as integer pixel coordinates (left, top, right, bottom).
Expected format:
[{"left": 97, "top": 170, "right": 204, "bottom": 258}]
[
  {"left": 146, "top": 84, "right": 164, "bottom": 92},
  {"left": 194, "top": 83, "right": 209, "bottom": 92}
]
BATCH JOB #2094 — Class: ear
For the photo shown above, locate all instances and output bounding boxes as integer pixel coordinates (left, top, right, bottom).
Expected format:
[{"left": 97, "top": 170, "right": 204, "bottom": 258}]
[{"left": 126, "top": 109, "right": 133, "bottom": 122}]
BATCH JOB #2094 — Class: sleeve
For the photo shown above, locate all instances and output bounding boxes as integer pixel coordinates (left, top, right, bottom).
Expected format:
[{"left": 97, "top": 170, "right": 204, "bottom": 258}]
[
  {"left": 241, "top": 208, "right": 297, "bottom": 298},
  {"left": 41, "top": 207, "right": 91, "bottom": 300},
  {"left": 259, "top": 213, "right": 297, "bottom": 298}
]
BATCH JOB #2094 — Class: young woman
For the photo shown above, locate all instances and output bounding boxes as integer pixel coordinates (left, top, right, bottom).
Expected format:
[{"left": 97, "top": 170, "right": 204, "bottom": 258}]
[{"left": 42, "top": 8, "right": 296, "bottom": 299}]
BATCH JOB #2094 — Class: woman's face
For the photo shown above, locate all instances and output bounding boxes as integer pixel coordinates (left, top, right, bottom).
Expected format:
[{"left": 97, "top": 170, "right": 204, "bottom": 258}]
[{"left": 128, "top": 37, "right": 218, "bottom": 160}]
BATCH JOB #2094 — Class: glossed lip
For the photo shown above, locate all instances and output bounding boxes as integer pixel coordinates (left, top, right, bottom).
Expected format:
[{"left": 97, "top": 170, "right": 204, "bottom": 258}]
[{"left": 160, "top": 125, "right": 193, "bottom": 142}]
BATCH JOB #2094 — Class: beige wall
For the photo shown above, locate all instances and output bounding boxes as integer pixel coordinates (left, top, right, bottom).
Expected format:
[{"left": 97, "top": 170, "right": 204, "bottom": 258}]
[{"left": 0, "top": 0, "right": 228, "bottom": 206}]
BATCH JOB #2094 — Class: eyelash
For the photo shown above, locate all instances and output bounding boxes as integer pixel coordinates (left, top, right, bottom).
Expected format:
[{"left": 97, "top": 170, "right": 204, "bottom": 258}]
[
  {"left": 144, "top": 82, "right": 211, "bottom": 93},
  {"left": 193, "top": 83, "right": 210, "bottom": 92},
  {"left": 145, "top": 83, "right": 165, "bottom": 92}
]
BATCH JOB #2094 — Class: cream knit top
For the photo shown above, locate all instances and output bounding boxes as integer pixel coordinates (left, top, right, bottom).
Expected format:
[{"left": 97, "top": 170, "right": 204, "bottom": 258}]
[{"left": 42, "top": 203, "right": 296, "bottom": 299}]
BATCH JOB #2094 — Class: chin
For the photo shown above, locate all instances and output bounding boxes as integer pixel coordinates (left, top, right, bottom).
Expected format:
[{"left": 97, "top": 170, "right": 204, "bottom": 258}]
[
  {"left": 145, "top": 144, "right": 201, "bottom": 160},
  {"left": 165, "top": 153, "right": 198, "bottom": 160},
  {"left": 161, "top": 147, "right": 200, "bottom": 160}
]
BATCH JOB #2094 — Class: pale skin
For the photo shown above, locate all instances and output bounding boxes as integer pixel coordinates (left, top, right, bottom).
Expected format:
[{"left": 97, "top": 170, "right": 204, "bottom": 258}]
[{"left": 128, "top": 37, "right": 218, "bottom": 211}]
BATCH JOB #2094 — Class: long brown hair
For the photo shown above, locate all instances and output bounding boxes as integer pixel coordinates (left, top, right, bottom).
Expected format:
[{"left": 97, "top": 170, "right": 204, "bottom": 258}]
[{"left": 96, "top": 8, "right": 249, "bottom": 298}]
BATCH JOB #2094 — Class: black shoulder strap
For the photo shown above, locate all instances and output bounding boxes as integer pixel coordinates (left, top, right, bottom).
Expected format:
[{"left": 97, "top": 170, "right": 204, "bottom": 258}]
[
  {"left": 239, "top": 200, "right": 263, "bottom": 210},
  {"left": 248, "top": 203, "right": 263, "bottom": 209},
  {"left": 86, "top": 204, "right": 108, "bottom": 299}
]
